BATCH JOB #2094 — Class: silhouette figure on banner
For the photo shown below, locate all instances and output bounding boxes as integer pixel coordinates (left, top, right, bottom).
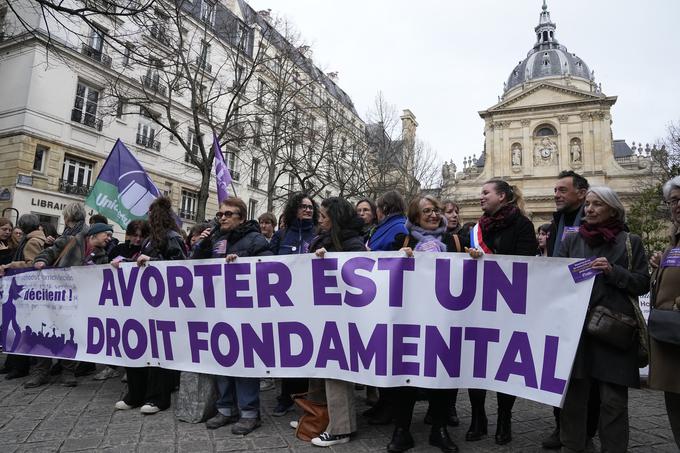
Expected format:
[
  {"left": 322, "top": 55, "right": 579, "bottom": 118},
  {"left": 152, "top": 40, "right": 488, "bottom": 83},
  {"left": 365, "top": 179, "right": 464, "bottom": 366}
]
[{"left": 0, "top": 278, "right": 78, "bottom": 358}]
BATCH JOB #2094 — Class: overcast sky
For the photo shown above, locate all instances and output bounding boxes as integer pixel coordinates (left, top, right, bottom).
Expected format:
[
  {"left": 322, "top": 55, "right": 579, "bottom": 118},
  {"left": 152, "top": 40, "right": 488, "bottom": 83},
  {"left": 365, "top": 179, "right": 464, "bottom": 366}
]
[{"left": 247, "top": 0, "right": 680, "bottom": 169}]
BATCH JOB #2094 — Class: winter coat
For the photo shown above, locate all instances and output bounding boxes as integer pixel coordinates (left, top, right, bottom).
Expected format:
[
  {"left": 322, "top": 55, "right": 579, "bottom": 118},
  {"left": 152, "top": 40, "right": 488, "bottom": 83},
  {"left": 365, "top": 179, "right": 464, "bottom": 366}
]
[
  {"left": 270, "top": 218, "right": 315, "bottom": 255},
  {"left": 368, "top": 214, "right": 409, "bottom": 252},
  {"left": 192, "top": 220, "right": 272, "bottom": 259},
  {"left": 108, "top": 241, "right": 142, "bottom": 261},
  {"left": 547, "top": 205, "right": 585, "bottom": 257},
  {"left": 478, "top": 210, "right": 538, "bottom": 257},
  {"left": 141, "top": 230, "right": 187, "bottom": 261},
  {"left": 558, "top": 231, "right": 650, "bottom": 388},
  {"left": 4, "top": 230, "right": 47, "bottom": 270},
  {"left": 648, "top": 229, "right": 680, "bottom": 394},
  {"left": 35, "top": 231, "right": 109, "bottom": 268},
  {"left": 309, "top": 221, "right": 366, "bottom": 254}
]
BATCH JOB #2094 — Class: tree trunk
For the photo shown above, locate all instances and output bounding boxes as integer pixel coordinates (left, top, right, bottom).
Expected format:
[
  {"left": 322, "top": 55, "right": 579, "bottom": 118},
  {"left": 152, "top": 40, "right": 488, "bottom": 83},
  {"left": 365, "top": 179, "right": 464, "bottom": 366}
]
[{"left": 196, "top": 165, "right": 212, "bottom": 223}]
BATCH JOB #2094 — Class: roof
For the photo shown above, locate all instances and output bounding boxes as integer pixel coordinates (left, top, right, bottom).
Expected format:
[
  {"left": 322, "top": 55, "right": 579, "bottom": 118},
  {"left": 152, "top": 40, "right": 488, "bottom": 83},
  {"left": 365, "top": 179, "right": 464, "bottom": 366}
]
[{"left": 613, "top": 139, "right": 634, "bottom": 158}]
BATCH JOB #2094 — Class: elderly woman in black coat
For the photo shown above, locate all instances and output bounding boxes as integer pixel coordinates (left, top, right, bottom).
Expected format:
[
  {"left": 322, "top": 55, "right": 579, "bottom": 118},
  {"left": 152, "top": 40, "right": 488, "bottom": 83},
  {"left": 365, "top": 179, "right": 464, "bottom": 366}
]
[{"left": 557, "top": 186, "right": 649, "bottom": 453}]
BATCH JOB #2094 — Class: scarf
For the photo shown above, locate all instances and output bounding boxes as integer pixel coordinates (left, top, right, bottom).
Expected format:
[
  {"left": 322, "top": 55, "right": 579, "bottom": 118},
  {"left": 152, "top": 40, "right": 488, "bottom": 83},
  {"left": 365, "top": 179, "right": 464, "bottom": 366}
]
[
  {"left": 406, "top": 219, "right": 448, "bottom": 252},
  {"left": 368, "top": 214, "right": 408, "bottom": 251},
  {"left": 478, "top": 204, "right": 519, "bottom": 236},
  {"left": 62, "top": 220, "right": 85, "bottom": 238},
  {"left": 578, "top": 218, "right": 625, "bottom": 247}
]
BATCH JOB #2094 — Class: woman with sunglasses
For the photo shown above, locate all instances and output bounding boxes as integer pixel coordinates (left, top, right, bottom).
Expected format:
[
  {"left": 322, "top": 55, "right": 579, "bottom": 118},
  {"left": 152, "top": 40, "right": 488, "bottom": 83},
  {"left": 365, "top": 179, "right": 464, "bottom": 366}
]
[
  {"left": 270, "top": 192, "right": 319, "bottom": 416},
  {"left": 190, "top": 197, "right": 272, "bottom": 435},
  {"left": 389, "top": 194, "right": 461, "bottom": 453}
]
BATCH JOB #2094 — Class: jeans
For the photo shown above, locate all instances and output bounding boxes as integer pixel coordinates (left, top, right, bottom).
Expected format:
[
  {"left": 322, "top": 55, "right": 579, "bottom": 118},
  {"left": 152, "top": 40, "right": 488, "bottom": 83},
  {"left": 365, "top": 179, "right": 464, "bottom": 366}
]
[{"left": 215, "top": 376, "right": 260, "bottom": 419}]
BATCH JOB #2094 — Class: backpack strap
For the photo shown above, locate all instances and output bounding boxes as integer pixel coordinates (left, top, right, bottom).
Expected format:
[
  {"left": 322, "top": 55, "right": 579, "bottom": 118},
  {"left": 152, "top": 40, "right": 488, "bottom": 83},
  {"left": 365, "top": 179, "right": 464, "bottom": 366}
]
[{"left": 451, "top": 233, "right": 462, "bottom": 253}]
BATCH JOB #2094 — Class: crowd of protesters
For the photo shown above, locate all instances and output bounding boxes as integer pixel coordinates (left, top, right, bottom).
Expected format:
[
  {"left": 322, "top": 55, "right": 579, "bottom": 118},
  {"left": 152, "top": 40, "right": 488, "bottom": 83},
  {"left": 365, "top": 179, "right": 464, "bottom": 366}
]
[{"left": 1, "top": 170, "right": 679, "bottom": 453}]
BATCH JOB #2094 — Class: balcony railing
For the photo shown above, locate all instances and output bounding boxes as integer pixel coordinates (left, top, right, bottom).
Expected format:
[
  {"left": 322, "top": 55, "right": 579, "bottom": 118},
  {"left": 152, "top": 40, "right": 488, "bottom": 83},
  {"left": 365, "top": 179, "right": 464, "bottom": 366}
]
[
  {"left": 179, "top": 209, "right": 197, "bottom": 221},
  {"left": 71, "top": 109, "right": 103, "bottom": 131},
  {"left": 195, "top": 57, "right": 212, "bottom": 74},
  {"left": 136, "top": 134, "right": 160, "bottom": 151},
  {"left": 149, "top": 25, "right": 171, "bottom": 46},
  {"left": 81, "top": 44, "right": 112, "bottom": 67},
  {"left": 142, "top": 75, "right": 167, "bottom": 97},
  {"left": 58, "top": 179, "right": 91, "bottom": 196},
  {"left": 250, "top": 178, "right": 259, "bottom": 189}
]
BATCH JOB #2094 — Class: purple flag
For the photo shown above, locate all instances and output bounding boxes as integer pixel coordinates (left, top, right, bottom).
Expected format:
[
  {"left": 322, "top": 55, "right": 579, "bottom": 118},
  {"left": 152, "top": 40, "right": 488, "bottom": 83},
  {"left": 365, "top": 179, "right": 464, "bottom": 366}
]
[{"left": 213, "top": 134, "right": 232, "bottom": 203}]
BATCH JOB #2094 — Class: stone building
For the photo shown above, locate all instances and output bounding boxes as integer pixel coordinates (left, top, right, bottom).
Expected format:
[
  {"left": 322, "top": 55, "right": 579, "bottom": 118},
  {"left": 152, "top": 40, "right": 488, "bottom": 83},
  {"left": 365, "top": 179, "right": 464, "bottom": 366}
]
[
  {"left": 0, "top": 0, "right": 364, "bottom": 233},
  {"left": 441, "top": 1, "right": 652, "bottom": 224}
]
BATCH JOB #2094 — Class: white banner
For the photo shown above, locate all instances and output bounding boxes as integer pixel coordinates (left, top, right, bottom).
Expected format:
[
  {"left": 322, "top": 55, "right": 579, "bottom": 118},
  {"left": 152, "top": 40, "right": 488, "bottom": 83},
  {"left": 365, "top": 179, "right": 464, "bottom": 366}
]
[{"left": 0, "top": 252, "right": 593, "bottom": 407}]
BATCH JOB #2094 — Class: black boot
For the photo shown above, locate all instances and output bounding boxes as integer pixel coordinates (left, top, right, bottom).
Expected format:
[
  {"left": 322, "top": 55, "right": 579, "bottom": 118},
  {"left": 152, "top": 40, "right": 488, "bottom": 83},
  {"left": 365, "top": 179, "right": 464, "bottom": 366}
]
[
  {"left": 448, "top": 406, "right": 460, "bottom": 427},
  {"left": 465, "top": 408, "right": 488, "bottom": 441},
  {"left": 429, "top": 426, "right": 459, "bottom": 453},
  {"left": 387, "top": 427, "right": 414, "bottom": 453},
  {"left": 494, "top": 411, "right": 512, "bottom": 445},
  {"left": 541, "top": 426, "right": 561, "bottom": 449}
]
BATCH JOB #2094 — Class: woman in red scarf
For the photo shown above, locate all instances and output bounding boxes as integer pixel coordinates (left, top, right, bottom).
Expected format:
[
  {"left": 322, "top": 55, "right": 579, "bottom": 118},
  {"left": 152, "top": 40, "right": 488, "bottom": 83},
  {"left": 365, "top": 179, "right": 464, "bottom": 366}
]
[
  {"left": 466, "top": 179, "right": 537, "bottom": 446},
  {"left": 557, "top": 186, "right": 649, "bottom": 453}
]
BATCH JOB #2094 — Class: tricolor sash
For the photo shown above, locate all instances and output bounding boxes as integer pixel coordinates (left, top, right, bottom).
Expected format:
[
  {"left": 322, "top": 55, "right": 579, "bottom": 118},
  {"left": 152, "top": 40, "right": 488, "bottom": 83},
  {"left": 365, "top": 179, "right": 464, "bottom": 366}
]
[{"left": 470, "top": 223, "right": 493, "bottom": 254}]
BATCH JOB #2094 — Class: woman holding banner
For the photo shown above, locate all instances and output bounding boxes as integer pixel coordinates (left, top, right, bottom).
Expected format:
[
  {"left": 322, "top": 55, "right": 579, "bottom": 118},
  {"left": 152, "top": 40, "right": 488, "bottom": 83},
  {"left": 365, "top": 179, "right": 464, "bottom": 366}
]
[
  {"left": 193, "top": 197, "right": 272, "bottom": 435},
  {"left": 557, "top": 186, "right": 649, "bottom": 453},
  {"left": 466, "top": 179, "right": 537, "bottom": 446},
  {"left": 648, "top": 175, "right": 680, "bottom": 449},
  {"left": 304, "top": 196, "right": 366, "bottom": 447},
  {"left": 114, "top": 197, "right": 186, "bottom": 415},
  {"left": 391, "top": 194, "right": 462, "bottom": 453},
  {"left": 270, "top": 192, "right": 319, "bottom": 417}
]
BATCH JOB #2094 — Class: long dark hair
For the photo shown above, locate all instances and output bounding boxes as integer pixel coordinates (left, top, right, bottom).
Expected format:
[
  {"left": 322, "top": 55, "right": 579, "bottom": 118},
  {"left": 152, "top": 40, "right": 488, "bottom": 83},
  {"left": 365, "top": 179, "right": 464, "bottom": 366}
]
[
  {"left": 321, "top": 197, "right": 362, "bottom": 251},
  {"left": 147, "top": 197, "right": 180, "bottom": 248},
  {"left": 282, "top": 192, "right": 318, "bottom": 229}
]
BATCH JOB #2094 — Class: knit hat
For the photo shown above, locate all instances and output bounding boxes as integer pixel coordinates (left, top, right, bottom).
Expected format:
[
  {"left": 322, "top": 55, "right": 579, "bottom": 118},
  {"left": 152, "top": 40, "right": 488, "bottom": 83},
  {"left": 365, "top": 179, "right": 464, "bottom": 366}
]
[{"left": 86, "top": 223, "right": 113, "bottom": 236}]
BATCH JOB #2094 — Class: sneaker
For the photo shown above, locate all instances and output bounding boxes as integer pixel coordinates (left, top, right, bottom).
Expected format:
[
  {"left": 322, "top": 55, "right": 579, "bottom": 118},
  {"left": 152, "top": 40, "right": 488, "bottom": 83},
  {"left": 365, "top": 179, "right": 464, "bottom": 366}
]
[
  {"left": 114, "top": 400, "right": 134, "bottom": 410},
  {"left": 290, "top": 420, "right": 299, "bottom": 429},
  {"left": 140, "top": 403, "right": 161, "bottom": 415},
  {"left": 23, "top": 373, "right": 50, "bottom": 389},
  {"left": 259, "top": 378, "right": 276, "bottom": 391},
  {"left": 206, "top": 413, "right": 239, "bottom": 429},
  {"left": 272, "top": 401, "right": 295, "bottom": 417},
  {"left": 94, "top": 367, "right": 119, "bottom": 381},
  {"left": 231, "top": 417, "right": 261, "bottom": 435},
  {"left": 311, "top": 431, "right": 350, "bottom": 447}
]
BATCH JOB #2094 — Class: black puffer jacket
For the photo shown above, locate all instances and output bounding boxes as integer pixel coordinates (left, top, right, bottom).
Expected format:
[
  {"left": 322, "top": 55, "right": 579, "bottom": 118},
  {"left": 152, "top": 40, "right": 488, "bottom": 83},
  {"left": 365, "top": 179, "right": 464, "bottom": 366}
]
[
  {"left": 192, "top": 220, "right": 272, "bottom": 259},
  {"left": 309, "top": 220, "right": 366, "bottom": 253},
  {"left": 141, "top": 230, "right": 187, "bottom": 261}
]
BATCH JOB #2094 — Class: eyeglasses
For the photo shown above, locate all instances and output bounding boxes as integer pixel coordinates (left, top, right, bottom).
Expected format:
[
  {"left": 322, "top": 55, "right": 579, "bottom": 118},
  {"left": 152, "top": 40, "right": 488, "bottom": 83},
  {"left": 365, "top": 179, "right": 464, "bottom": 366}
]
[
  {"left": 667, "top": 198, "right": 680, "bottom": 207},
  {"left": 216, "top": 210, "right": 239, "bottom": 218},
  {"left": 421, "top": 208, "right": 441, "bottom": 216},
  {"left": 298, "top": 204, "right": 314, "bottom": 211}
]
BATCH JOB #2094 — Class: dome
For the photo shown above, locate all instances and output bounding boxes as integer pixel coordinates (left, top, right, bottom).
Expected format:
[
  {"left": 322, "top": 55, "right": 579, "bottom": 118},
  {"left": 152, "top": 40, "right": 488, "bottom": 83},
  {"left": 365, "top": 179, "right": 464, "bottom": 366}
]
[{"left": 505, "top": 1, "right": 594, "bottom": 93}]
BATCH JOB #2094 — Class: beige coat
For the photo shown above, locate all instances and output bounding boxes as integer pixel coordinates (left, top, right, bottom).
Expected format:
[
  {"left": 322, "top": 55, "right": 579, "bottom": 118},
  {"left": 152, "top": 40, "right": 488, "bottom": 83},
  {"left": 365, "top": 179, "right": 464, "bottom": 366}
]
[
  {"left": 3, "top": 230, "right": 46, "bottom": 269},
  {"left": 648, "top": 228, "right": 680, "bottom": 394}
]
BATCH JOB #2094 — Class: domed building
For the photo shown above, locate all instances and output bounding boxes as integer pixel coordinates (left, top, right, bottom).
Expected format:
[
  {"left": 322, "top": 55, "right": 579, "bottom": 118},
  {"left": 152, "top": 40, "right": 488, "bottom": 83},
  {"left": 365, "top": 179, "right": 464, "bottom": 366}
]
[{"left": 441, "top": 1, "right": 650, "bottom": 225}]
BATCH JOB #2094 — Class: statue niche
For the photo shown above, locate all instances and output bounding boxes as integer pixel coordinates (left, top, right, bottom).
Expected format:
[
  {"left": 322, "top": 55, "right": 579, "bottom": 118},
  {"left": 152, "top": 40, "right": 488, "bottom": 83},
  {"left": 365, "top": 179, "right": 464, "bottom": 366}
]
[
  {"left": 511, "top": 143, "right": 522, "bottom": 172},
  {"left": 570, "top": 137, "right": 583, "bottom": 167},
  {"left": 533, "top": 124, "right": 558, "bottom": 166}
]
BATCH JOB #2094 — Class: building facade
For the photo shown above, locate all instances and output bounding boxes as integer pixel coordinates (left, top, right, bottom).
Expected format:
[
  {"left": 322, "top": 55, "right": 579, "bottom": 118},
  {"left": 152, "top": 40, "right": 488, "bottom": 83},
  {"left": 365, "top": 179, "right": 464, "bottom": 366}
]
[
  {"left": 0, "top": 0, "right": 365, "bottom": 234},
  {"left": 441, "top": 1, "right": 652, "bottom": 224}
]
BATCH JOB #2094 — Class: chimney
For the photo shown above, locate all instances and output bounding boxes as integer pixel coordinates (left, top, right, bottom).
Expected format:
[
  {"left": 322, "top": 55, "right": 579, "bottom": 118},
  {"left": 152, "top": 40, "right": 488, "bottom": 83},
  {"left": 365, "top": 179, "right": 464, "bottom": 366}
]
[
  {"left": 258, "top": 9, "right": 272, "bottom": 21},
  {"left": 298, "top": 45, "right": 313, "bottom": 61},
  {"left": 327, "top": 71, "right": 339, "bottom": 82}
]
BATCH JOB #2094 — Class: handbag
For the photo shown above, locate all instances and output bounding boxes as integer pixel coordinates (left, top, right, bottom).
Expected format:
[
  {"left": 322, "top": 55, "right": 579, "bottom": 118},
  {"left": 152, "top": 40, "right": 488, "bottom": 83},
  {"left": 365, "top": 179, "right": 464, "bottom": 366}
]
[
  {"left": 292, "top": 392, "right": 329, "bottom": 442},
  {"left": 648, "top": 304, "right": 680, "bottom": 346},
  {"left": 585, "top": 234, "right": 649, "bottom": 367}
]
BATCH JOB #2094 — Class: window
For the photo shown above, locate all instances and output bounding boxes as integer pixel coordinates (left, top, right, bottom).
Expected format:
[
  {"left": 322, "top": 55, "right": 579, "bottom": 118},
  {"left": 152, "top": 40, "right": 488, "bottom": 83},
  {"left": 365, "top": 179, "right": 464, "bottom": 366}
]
[
  {"left": 169, "top": 120, "right": 178, "bottom": 142},
  {"left": 136, "top": 122, "right": 159, "bottom": 151},
  {"left": 89, "top": 27, "right": 104, "bottom": 53},
  {"left": 237, "top": 22, "right": 249, "bottom": 50},
  {"left": 33, "top": 145, "right": 48, "bottom": 173},
  {"left": 143, "top": 58, "right": 165, "bottom": 95},
  {"left": 197, "top": 40, "right": 211, "bottom": 72},
  {"left": 200, "top": 0, "right": 215, "bottom": 25},
  {"left": 180, "top": 189, "right": 198, "bottom": 221},
  {"left": 253, "top": 118, "right": 263, "bottom": 146},
  {"left": 71, "top": 82, "right": 102, "bottom": 130},
  {"left": 60, "top": 156, "right": 94, "bottom": 195},
  {"left": 248, "top": 198, "right": 258, "bottom": 220},
  {"left": 535, "top": 124, "right": 557, "bottom": 136},
  {"left": 256, "top": 79, "right": 266, "bottom": 106},
  {"left": 186, "top": 129, "right": 200, "bottom": 162},
  {"left": 115, "top": 97, "right": 126, "bottom": 118},
  {"left": 122, "top": 43, "right": 133, "bottom": 66},
  {"left": 233, "top": 64, "right": 244, "bottom": 88},
  {"left": 250, "top": 158, "right": 260, "bottom": 188},
  {"left": 226, "top": 151, "right": 239, "bottom": 180}
]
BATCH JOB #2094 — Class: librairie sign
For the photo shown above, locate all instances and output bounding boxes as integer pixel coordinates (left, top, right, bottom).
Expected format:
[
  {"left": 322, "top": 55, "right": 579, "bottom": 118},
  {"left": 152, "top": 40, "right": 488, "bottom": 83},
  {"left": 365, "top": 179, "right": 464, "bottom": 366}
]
[{"left": 0, "top": 252, "right": 594, "bottom": 407}]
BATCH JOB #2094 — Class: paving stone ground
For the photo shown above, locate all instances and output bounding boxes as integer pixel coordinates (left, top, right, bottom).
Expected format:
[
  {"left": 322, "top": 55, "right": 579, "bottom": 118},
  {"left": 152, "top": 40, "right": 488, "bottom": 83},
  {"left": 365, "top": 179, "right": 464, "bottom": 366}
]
[{"left": 0, "top": 358, "right": 676, "bottom": 452}]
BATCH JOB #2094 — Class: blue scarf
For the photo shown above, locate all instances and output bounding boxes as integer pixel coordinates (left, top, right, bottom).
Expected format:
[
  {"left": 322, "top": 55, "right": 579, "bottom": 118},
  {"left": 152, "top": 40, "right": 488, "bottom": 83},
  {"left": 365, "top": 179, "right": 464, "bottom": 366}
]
[
  {"left": 406, "top": 219, "right": 448, "bottom": 252},
  {"left": 368, "top": 214, "right": 408, "bottom": 251}
]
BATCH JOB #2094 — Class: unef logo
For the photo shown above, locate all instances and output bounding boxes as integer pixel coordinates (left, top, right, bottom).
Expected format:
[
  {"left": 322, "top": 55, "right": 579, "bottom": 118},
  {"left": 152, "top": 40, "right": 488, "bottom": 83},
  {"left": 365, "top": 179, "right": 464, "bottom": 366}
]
[{"left": 118, "top": 170, "right": 160, "bottom": 216}]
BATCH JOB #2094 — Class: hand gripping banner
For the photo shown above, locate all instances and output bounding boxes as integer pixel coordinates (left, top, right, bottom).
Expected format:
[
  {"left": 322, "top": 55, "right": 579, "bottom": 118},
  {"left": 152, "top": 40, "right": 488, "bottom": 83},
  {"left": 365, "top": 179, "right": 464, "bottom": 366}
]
[{"left": 0, "top": 252, "right": 594, "bottom": 407}]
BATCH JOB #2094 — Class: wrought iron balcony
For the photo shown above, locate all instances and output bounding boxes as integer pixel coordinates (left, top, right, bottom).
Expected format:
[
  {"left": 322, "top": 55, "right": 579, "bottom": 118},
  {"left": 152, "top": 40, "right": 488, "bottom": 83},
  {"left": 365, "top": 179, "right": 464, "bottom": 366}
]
[
  {"left": 58, "top": 179, "right": 91, "bottom": 196},
  {"left": 71, "top": 109, "right": 103, "bottom": 131},
  {"left": 195, "top": 57, "right": 212, "bottom": 74},
  {"left": 142, "top": 75, "right": 167, "bottom": 97},
  {"left": 149, "top": 25, "right": 170, "bottom": 46},
  {"left": 81, "top": 44, "right": 112, "bottom": 67},
  {"left": 136, "top": 134, "right": 160, "bottom": 151}
]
